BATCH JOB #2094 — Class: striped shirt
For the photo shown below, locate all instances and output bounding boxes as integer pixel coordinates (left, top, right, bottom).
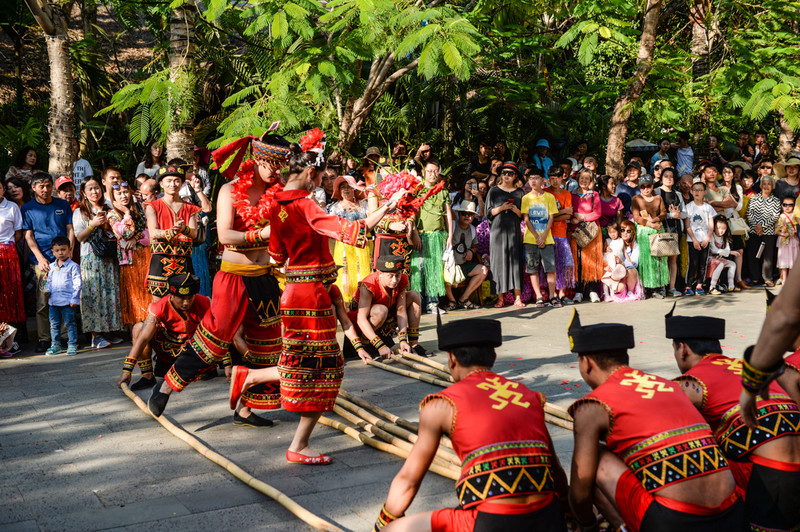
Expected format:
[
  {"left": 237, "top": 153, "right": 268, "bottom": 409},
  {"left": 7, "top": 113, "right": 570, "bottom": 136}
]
[{"left": 746, "top": 194, "right": 781, "bottom": 235}]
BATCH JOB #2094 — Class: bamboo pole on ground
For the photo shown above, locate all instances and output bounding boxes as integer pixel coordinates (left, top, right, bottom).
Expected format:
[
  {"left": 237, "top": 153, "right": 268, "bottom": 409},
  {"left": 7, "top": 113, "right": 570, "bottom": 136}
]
[
  {"left": 401, "top": 351, "right": 449, "bottom": 372},
  {"left": 367, "top": 359, "right": 452, "bottom": 388},
  {"left": 318, "top": 416, "right": 460, "bottom": 480},
  {"left": 120, "top": 384, "right": 343, "bottom": 532},
  {"left": 390, "top": 355, "right": 453, "bottom": 382},
  {"left": 337, "top": 389, "right": 418, "bottom": 432}
]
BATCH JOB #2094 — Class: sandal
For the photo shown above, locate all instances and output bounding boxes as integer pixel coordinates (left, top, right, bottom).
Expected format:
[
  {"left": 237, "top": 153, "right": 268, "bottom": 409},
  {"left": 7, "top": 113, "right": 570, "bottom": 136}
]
[
  {"left": 549, "top": 297, "right": 562, "bottom": 308},
  {"left": 443, "top": 300, "right": 459, "bottom": 311},
  {"left": 535, "top": 298, "right": 544, "bottom": 308},
  {"left": 494, "top": 298, "right": 506, "bottom": 308},
  {"left": 286, "top": 449, "right": 332, "bottom": 465},
  {"left": 459, "top": 300, "right": 479, "bottom": 310},
  {"left": 513, "top": 297, "right": 526, "bottom": 308}
]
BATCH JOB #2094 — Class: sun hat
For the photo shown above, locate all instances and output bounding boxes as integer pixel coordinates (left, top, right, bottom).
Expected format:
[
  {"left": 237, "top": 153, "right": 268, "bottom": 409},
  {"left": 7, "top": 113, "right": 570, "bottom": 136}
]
[
  {"left": 536, "top": 139, "right": 550, "bottom": 149},
  {"left": 332, "top": 174, "right": 365, "bottom": 201},
  {"left": 774, "top": 157, "right": 800, "bottom": 180}
]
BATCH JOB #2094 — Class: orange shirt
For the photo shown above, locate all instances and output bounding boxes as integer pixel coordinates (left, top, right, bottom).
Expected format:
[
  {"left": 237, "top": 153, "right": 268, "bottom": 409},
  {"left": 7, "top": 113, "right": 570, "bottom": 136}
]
[{"left": 548, "top": 188, "right": 572, "bottom": 239}]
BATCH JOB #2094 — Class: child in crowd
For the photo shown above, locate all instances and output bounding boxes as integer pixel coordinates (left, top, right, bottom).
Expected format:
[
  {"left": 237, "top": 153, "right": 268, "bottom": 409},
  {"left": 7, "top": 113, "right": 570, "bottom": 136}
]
[
  {"left": 602, "top": 223, "right": 626, "bottom": 296},
  {"left": 707, "top": 215, "right": 736, "bottom": 294},
  {"left": 522, "top": 171, "right": 559, "bottom": 307},
  {"left": 44, "top": 236, "right": 82, "bottom": 356},
  {"left": 776, "top": 195, "right": 799, "bottom": 284},
  {"left": 604, "top": 222, "right": 625, "bottom": 262},
  {"left": 684, "top": 181, "right": 716, "bottom": 295},
  {"left": 545, "top": 166, "right": 575, "bottom": 304},
  {"left": 55, "top": 176, "right": 79, "bottom": 211}
]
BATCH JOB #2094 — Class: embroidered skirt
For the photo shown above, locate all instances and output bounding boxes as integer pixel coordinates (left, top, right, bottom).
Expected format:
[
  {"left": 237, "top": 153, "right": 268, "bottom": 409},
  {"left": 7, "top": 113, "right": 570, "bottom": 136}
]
[
  {"left": 0, "top": 243, "right": 25, "bottom": 322},
  {"left": 119, "top": 246, "right": 151, "bottom": 325},
  {"left": 80, "top": 253, "right": 123, "bottom": 333},
  {"left": 278, "top": 281, "right": 343, "bottom": 413}
]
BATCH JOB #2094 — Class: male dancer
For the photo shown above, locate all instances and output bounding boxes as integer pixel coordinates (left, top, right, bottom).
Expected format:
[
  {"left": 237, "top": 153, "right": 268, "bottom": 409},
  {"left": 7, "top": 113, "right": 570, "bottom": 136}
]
[
  {"left": 344, "top": 238, "right": 425, "bottom": 359},
  {"left": 667, "top": 306, "right": 800, "bottom": 531},
  {"left": 117, "top": 273, "right": 209, "bottom": 390},
  {"left": 567, "top": 310, "right": 742, "bottom": 531},
  {"left": 148, "top": 129, "right": 290, "bottom": 428},
  {"left": 373, "top": 317, "right": 568, "bottom": 531}
]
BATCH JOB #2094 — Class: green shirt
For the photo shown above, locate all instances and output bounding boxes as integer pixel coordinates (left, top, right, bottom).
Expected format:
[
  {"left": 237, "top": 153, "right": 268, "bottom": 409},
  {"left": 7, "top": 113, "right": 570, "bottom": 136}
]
[{"left": 416, "top": 188, "right": 451, "bottom": 232}]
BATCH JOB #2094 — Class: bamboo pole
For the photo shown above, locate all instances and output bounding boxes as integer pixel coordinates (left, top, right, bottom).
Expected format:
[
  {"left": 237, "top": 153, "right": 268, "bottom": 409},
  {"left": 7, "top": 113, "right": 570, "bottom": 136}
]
[
  {"left": 401, "top": 351, "right": 449, "bottom": 372},
  {"left": 390, "top": 355, "right": 453, "bottom": 382},
  {"left": 544, "top": 403, "right": 573, "bottom": 423},
  {"left": 318, "top": 416, "right": 460, "bottom": 480},
  {"left": 338, "top": 389, "right": 419, "bottom": 432},
  {"left": 545, "top": 413, "right": 574, "bottom": 431},
  {"left": 119, "top": 384, "right": 343, "bottom": 532},
  {"left": 367, "top": 359, "right": 452, "bottom": 388},
  {"left": 334, "top": 400, "right": 460, "bottom": 467}
]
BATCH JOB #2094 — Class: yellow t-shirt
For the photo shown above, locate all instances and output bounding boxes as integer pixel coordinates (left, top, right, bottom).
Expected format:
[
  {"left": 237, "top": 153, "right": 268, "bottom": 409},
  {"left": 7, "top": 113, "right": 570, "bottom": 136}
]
[{"left": 521, "top": 192, "right": 558, "bottom": 246}]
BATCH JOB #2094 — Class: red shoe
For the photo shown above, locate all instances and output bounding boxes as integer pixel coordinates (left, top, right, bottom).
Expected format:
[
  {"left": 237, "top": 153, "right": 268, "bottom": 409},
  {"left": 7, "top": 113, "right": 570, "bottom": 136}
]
[
  {"left": 286, "top": 449, "right": 332, "bottom": 465},
  {"left": 229, "top": 366, "right": 248, "bottom": 410}
]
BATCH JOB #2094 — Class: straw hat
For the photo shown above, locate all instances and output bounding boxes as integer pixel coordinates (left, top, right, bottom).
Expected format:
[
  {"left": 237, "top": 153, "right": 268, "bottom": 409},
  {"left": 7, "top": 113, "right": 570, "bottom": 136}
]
[
  {"left": 728, "top": 160, "right": 752, "bottom": 171},
  {"left": 773, "top": 157, "right": 800, "bottom": 180},
  {"left": 455, "top": 200, "right": 479, "bottom": 215},
  {"left": 332, "top": 174, "right": 365, "bottom": 201}
]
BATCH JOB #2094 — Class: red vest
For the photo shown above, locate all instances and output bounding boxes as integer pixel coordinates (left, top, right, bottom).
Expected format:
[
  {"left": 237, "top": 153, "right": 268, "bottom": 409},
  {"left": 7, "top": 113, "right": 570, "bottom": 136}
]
[
  {"left": 147, "top": 198, "right": 199, "bottom": 256},
  {"left": 149, "top": 294, "right": 210, "bottom": 362},
  {"left": 786, "top": 350, "right": 800, "bottom": 373},
  {"left": 347, "top": 272, "right": 409, "bottom": 333},
  {"left": 569, "top": 366, "right": 729, "bottom": 493},
  {"left": 677, "top": 354, "right": 800, "bottom": 460},
  {"left": 422, "top": 371, "right": 556, "bottom": 509}
]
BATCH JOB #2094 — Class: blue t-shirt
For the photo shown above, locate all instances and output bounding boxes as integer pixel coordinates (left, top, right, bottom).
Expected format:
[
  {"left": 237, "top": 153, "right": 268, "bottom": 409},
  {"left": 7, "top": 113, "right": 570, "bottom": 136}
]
[
  {"left": 615, "top": 182, "right": 641, "bottom": 219},
  {"left": 21, "top": 197, "right": 73, "bottom": 265}
]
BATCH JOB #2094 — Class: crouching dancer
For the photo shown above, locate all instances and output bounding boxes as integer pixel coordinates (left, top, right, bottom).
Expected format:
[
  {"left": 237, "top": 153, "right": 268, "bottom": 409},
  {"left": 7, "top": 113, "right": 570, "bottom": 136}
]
[
  {"left": 567, "top": 310, "right": 743, "bottom": 531},
  {"left": 373, "top": 316, "right": 569, "bottom": 531},
  {"left": 118, "top": 273, "right": 209, "bottom": 390}
]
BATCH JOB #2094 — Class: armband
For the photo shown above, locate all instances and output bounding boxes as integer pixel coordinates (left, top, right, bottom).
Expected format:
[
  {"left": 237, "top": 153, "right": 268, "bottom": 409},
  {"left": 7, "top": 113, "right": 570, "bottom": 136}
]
[
  {"left": 87, "top": 224, "right": 94, "bottom": 232},
  {"left": 244, "top": 229, "right": 266, "bottom": 245},
  {"left": 741, "top": 345, "right": 785, "bottom": 395},
  {"left": 181, "top": 224, "right": 191, "bottom": 236},
  {"left": 163, "top": 229, "right": 176, "bottom": 241},
  {"left": 398, "top": 329, "right": 408, "bottom": 343},
  {"left": 222, "top": 353, "right": 232, "bottom": 369},
  {"left": 350, "top": 338, "right": 364, "bottom": 352},
  {"left": 370, "top": 336, "right": 386, "bottom": 350},
  {"left": 138, "top": 358, "right": 153, "bottom": 375},
  {"left": 408, "top": 327, "right": 419, "bottom": 344},
  {"left": 372, "top": 504, "right": 402, "bottom": 532},
  {"left": 122, "top": 356, "right": 137, "bottom": 373}
]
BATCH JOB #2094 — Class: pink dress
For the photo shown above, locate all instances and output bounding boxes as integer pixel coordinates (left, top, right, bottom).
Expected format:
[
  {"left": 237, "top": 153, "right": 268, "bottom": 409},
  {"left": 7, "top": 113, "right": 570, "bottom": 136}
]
[{"left": 776, "top": 213, "right": 799, "bottom": 269}]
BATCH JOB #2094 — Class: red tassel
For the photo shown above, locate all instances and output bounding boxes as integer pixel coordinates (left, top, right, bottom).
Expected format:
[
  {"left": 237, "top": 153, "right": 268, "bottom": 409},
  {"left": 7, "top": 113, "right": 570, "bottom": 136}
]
[{"left": 211, "top": 136, "right": 256, "bottom": 180}]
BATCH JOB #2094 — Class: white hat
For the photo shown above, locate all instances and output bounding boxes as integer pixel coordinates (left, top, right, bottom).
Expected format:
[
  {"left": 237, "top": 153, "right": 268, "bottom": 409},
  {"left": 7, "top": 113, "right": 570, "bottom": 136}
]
[{"left": 455, "top": 200, "right": 479, "bottom": 215}]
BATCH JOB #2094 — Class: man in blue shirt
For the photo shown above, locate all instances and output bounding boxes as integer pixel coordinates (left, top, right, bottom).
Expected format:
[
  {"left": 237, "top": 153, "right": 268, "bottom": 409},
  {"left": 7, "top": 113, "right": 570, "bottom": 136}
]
[
  {"left": 21, "top": 172, "right": 75, "bottom": 352},
  {"left": 615, "top": 161, "right": 642, "bottom": 219}
]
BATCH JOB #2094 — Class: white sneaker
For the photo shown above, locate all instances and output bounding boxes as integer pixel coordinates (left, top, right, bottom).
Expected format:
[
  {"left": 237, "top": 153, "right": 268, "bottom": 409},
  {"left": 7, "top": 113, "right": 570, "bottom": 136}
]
[
  {"left": 427, "top": 302, "right": 446, "bottom": 315},
  {"left": 589, "top": 291, "right": 601, "bottom": 303},
  {"left": 572, "top": 293, "right": 584, "bottom": 303}
]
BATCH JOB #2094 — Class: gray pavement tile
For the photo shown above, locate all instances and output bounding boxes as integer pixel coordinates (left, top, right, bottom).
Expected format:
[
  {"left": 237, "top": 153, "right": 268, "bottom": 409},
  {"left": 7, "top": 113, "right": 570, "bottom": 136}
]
[
  {"left": 0, "top": 520, "right": 40, "bottom": 532},
  {"left": 122, "top": 502, "right": 290, "bottom": 532},
  {"left": 37, "top": 496, "right": 191, "bottom": 532},
  {"left": 94, "top": 472, "right": 230, "bottom": 507},
  {"left": 0, "top": 420, "right": 59, "bottom": 446},
  {"left": 174, "top": 483, "right": 264, "bottom": 513}
]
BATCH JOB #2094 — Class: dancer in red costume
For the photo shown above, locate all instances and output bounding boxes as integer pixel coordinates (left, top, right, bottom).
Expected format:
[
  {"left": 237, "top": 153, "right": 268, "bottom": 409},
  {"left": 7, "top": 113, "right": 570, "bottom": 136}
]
[
  {"left": 229, "top": 131, "right": 408, "bottom": 465},
  {"left": 148, "top": 129, "right": 289, "bottom": 428},
  {"left": 667, "top": 306, "right": 800, "bottom": 531},
  {"left": 373, "top": 317, "right": 568, "bottom": 532}
]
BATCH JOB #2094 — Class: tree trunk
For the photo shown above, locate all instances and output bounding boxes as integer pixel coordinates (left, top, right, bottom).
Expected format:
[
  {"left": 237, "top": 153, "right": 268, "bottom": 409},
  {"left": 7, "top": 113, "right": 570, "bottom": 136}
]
[
  {"left": 23, "top": 0, "right": 75, "bottom": 176},
  {"left": 778, "top": 112, "right": 794, "bottom": 160},
  {"left": 81, "top": 0, "right": 96, "bottom": 39},
  {"left": 166, "top": 2, "right": 196, "bottom": 162},
  {"left": 605, "top": 0, "right": 660, "bottom": 180},
  {"left": 690, "top": 1, "right": 712, "bottom": 150}
]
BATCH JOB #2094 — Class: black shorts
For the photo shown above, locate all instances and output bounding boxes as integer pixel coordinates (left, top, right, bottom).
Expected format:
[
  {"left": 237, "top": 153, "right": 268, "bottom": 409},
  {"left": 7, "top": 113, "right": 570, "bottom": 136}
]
[{"left": 745, "top": 459, "right": 800, "bottom": 531}]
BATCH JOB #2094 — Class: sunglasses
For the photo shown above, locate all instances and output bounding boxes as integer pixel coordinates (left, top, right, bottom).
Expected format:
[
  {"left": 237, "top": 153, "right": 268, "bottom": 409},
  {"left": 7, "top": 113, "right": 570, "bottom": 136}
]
[
  {"left": 112, "top": 183, "right": 130, "bottom": 190},
  {"left": 501, "top": 170, "right": 516, "bottom": 176},
  {"left": 640, "top": 184, "right": 653, "bottom": 189},
  {"left": 783, "top": 203, "right": 795, "bottom": 207},
  {"left": 620, "top": 228, "right": 633, "bottom": 233}
]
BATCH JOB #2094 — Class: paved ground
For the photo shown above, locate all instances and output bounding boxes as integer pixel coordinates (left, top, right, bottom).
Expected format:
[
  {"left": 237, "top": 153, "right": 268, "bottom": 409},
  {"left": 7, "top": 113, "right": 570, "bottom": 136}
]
[{"left": 0, "top": 290, "right": 771, "bottom": 531}]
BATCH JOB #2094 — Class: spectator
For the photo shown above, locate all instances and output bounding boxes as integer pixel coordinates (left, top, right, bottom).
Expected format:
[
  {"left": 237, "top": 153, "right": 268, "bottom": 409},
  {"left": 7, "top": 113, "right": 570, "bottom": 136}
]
[
  {"left": 467, "top": 140, "right": 493, "bottom": 180},
  {"left": 73, "top": 176, "right": 123, "bottom": 349},
  {"left": 101, "top": 167, "right": 123, "bottom": 207},
  {"left": 70, "top": 138, "right": 93, "bottom": 189},
  {"left": 140, "top": 178, "right": 159, "bottom": 203},
  {"left": 706, "top": 215, "right": 736, "bottom": 295},
  {"left": 176, "top": 159, "right": 213, "bottom": 297},
  {"left": 752, "top": 159, "right": 772, "bottom": 193},
  {"left": 493, "top": 140, "right": 507, "bottom": 161},
  {"left": 521, "top": 169, "right": 559, "bottom": 307},
  {"left": 313, "top": 168, "right": 337, "bottom": 208},
  {"left": 0, "top": 322, "right": 18, "bottom": 358},
  {"left": 108, "top": 182, "right": 151, "bottom": 327},
  {"left": 4, "top": 177, "right": 30, "bottom": 207},
  {"left": 486, "top": 162, "right": 524, "bottom": 308},
  {"left": 517, "top": 145, "right": 531, "bottom": 175},
  {"left": 631, "top": 174, "right": 668, "bottom": 297},
  {"left": 570, "top": 139, "right": 589, "bottom": 166},
  {"left": 135, "top": 140, "right": 165, "bottom": 178},
  {"left": 545, "top": 166, "right": 575, "bottom": 303},
  {"left": 602, "top": 219, "right": 643, "bottom": 302},
  {"left": 746, "top": 176, "right": 781, "bottom": 287},
  {"left": 521, "top": 165, "right": 544, "bottom": 194},
  {"left": 615, "top": 161, "right": 641, "bottom": 219},
  {"left": 774, "top": 157, "right": 800, "bottom": 200},
  {"left": 344, "top": 157, "right": 359, "bottom": 177},
  {"left": 532, "top": 139, "right": 553, "bottom": 174},
  {"left": 569, "top": 168, "right": 603, "bottom": 303},
  {"left": 443, "top": 201, "right": 488, "bottom": 309},
  {"left": 684, "top": 181, "right": 716, "bottom": 295},
  {"left": 754, "top": 129, "right": 768, "bottom": 155},
  {"left": 558, "top": 159, "right": 579, "bottom": 192},
  {"left": 179, "top": 156, "right": 212, "bottom": 209},
  {"left": 754, "top": 142, "right": 775, "bottom": 170},
  {"left": 737, "top": 131, "right": 755, "bottom": 164},
  {"left": 328, "top": 175, "right": 370, "bottom": 303},
  {"left": 55, "top": 176, "right": 79, "bottom": 211},
  {"left": 597, "top": 174, "right": 624, "bottom": 230},
  {"left": 145, "top": 166, "right": 199, "bottom": 300},
  {"left": 776, "top": 196, "right": 799, "bottom": 285},
  {"left": 43, "top": 236, "right": 81, "bottom": 356},
  {"left": 414, "top": 142, "right": 434, "bottom": 169},
  {"left": 582, "top": 156, "right": 599, "bottom": 175},
  {"left": 486, "top": 158, "right": 503, "bottom": 187},
  {"left": 359, "top": 147, "right": 381, "bottom": 186},
  {"left": 701, "top": 161, "right": 736, "bottom": 214},
  {"left": 410, "top": 160, "right": 452, "bottom": 314},
  {"left": 0, "top": 179, "right": 25, "bottom": 328},
  {"left": 133, "top": 174, "right": 148, "bottom": 203},
  {"left": 718, "top": 164, "right": 746, "bottom": 289},
  {"left": 673, "top": 131, "right": 694, "bottom": 177},
  {"left": 652, "top": 159, "right": 673, "bottom": 187},
  {"left": 21, "top": 172, "right": 75, "bottom": 352},
  {"left": 6, "top": 147, "right": 40, "bottom": 182},
  {"left": 649, "top": 138, "right": 671, "bottom": 174},
  {"left": 450, "top": 177, "right": 485, "bottom": 219},
  {"left": 658, "top": 167, "right": 688, "bottom": 296},
  {"left": 477, "top": 180, "right": 489, "bottom": 201},
  {"left": 388, "top": 140, "right": 409, "bottom": 168},
  {"left": 708, "top": 134, "right": 728, "bottom": 168}
]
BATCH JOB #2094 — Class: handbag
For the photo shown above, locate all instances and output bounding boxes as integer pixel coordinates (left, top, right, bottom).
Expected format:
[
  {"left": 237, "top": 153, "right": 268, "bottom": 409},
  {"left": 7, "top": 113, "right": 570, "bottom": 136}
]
[
  {"left": 193, "top": 214, "right": 208, "bottom": 245},
  {"left": 728, "top": 215, "right": 749, "bottom": 236},
  {"left": 648, "top": 231, "right": 679, "bottom": 257},
  {"left": 573, "top": 221, "right": 599, "bottom": 248},
  {"left": 89, "top": 226, "right": 118, "bottom": 258},
  {"left": 442, "top": 247, "right": 465, "bottom": 286}
]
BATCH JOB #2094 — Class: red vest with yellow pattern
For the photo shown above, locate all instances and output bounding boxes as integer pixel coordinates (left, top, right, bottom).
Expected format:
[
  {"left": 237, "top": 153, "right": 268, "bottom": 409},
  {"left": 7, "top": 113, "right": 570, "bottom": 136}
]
[
  {"left": 421, "top": 371, "right": 556, "bottom": 509},
  {"left": 569, "top": 366, "right": 729, "bottom": 493}
]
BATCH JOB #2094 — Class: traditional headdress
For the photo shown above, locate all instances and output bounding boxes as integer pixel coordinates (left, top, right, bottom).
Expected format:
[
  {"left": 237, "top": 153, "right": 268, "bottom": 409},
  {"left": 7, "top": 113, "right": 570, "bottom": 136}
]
[
  {"left": 567, "top": 310, "right": 635, "bottom": 354},
  {"left": 157, "top": 165, "right": 186, "bottom": 180},
  {"left": 664, "top": 303, "right": 725, "bottom": 340},
  {"left": 168, "top": 273, "right": 201, "bottom": 297},
  {"left": 437, "top": 316, "right": 502, "bottom": 352},
  {"left": 211, "top": 121, "right": 292, "bottom": 180},
  {"left": 375, "top": 236, "right": 407, "bottom": 272},
  {"left": 299, "top": 128, "right": 326, "bottom": 168}
]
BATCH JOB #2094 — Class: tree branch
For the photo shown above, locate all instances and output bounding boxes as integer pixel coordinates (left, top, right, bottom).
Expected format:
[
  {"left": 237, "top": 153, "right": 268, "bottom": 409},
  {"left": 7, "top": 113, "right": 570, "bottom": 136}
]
[{"left": 23, "top": 0, "right": 55, "bottom": 34}]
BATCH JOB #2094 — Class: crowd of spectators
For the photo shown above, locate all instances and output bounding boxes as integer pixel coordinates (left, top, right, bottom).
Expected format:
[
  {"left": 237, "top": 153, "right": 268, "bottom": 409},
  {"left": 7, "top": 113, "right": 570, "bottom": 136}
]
[{"left": 1, "top": 129, "right": 799, "bottom": 354}]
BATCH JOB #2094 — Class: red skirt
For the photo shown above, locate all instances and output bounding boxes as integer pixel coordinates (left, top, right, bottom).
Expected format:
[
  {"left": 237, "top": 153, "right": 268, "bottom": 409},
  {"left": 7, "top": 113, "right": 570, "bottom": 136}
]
[
  {"left": 119, "top": 246, "right": 151, "bottom": 325},
  {"left": 0, "top": 243, "right": 25, "bottom": 322}
]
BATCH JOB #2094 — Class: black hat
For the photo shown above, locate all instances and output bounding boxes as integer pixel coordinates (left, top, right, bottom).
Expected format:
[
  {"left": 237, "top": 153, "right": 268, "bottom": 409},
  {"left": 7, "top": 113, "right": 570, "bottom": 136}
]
[
  {"left": 664, "top": 303, "right": 725, "bottom": 340},
  {"left": 374, "top": 236, "right": 408, "bottom": 272},
  {"left": 376, "top": 255, "right": 406, "bottom": 272},
  {"left": 567, "top": 310, "right": 635, "bottom": 354},
  {"left": 168, "top": 273, "right": 201, "bottom": 297},
  {"left": 500, "top": 161, "right": 520, "bottom": 175},
  {"left": 157, "top": 165, "right": 186, "bottom": 180},
  {"left": 625, "top": 161, "right": 642, "bottom": 172},
  {"left": 437, "top": 316, "right": 502, "bottom": 351}
]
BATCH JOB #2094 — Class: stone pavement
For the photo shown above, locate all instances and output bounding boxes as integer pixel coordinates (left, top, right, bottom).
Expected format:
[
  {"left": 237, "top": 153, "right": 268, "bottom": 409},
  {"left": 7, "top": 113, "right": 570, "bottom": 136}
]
[{"left": 0, "top": 290, "right": 771, "bottom": 531}]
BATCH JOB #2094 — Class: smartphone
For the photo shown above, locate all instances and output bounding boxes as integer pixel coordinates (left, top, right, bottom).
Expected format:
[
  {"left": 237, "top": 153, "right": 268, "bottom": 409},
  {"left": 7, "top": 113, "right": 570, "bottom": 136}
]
[{"left": 506, "top": 199, "right": 514, "bottom": 204}]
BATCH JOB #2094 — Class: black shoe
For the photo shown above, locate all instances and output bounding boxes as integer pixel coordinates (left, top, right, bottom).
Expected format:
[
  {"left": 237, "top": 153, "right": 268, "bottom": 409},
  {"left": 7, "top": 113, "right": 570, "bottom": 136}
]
[
  {"left": 233, "top": 410, "right": 274, "bottom": 427},
  {"left": 130, "top": 376, "right": 157, "bottom": 391},
  {"left": 35, "top": 340, "right": 49, "bottom": 353},
  {"left": 148, "top": 383, "right": 170, "bottom": 417},
  {"left": 412, "top": 344, "right": 430, "bottom": 357},
  {"left": 8, "top": 342, "right": 21, "bottom": 355}
]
